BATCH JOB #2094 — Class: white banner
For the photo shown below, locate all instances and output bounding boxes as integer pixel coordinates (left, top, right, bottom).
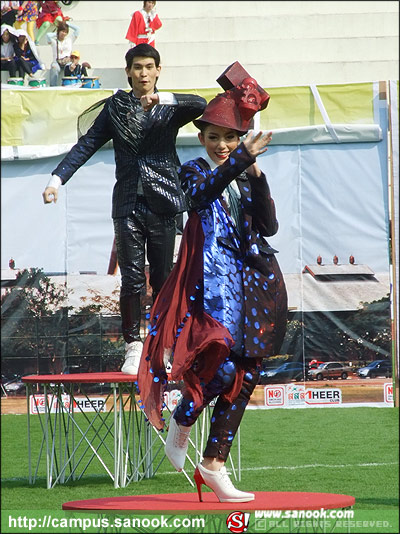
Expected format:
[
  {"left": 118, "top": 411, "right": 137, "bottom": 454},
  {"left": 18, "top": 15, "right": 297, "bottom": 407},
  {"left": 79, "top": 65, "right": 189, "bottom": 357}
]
[
  {"left": 29, "top": 395, "right": 107, "bottom": 414},
  {"left": 264, "top": 385, "right": 342, "bottom": 408}
]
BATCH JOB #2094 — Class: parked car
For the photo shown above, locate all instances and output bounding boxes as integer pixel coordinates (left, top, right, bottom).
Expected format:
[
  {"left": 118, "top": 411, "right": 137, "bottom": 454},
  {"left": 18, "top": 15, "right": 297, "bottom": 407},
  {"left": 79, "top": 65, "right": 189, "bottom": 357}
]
[
  {"left": 1, "top": 374, "right": 25, "bottom": 396},
  {"left": 262, "top": 362, "right": 308, "bottom": 383},
  {"left": 357, "top": 360, "right": 392, "bottom": 379},
  {"left": 308, "top": 359, "right": 325, "bottom": 369},
  {"left": 308, "top": 362, "right": 352, "bottom": 381}
]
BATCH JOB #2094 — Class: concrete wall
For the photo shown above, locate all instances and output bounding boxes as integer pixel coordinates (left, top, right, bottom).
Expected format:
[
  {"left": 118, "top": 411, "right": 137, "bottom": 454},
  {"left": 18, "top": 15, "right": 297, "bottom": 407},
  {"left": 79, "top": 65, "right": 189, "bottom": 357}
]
[{"left": 24, "top": 1, "right": 400, "bottom": 89}]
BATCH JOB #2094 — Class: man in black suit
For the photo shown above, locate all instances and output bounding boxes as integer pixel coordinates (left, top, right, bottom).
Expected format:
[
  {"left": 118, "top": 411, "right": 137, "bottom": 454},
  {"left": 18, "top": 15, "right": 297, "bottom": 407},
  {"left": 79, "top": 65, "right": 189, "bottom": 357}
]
[{"left": 42, "top": 44, "right": 206, "bottom": 375}]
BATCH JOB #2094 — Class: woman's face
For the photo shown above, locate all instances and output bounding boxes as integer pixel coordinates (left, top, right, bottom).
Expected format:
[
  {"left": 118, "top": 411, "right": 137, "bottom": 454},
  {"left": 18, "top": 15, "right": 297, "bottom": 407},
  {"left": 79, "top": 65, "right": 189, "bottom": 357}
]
[
  {"left": 198, "top": 125, "right": 240, "bottom": 165},
  {"left": 2, "top": 30, "right": 10, "bottom": 43},
  {"left": 58, "top": 29, "right": 68, "bottom": 41}
]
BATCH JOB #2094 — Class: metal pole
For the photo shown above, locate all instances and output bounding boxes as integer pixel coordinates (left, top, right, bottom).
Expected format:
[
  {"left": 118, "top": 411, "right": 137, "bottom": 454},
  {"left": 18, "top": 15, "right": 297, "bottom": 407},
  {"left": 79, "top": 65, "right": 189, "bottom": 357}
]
[{"left": 26, "top": 384, "right": 32, "bottom": 484}]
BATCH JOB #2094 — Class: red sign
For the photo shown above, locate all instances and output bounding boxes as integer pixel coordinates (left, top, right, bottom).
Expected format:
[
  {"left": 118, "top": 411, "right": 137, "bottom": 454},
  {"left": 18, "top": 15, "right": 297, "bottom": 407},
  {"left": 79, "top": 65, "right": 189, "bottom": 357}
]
[{"left": 264, "top": 386, "right": 285, "bottom": 406}]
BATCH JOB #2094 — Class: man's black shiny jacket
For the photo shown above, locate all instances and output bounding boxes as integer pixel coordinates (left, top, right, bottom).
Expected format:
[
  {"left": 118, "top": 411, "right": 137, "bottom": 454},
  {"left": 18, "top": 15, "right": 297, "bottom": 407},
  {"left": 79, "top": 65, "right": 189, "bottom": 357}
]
[{"left": 52, "top": 89, "right": 206, "bottom": 218}]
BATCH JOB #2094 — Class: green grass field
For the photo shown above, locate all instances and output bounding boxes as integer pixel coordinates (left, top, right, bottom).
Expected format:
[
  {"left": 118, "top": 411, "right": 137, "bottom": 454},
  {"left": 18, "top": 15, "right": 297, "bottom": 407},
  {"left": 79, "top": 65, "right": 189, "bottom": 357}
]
[{"left": 1, "top": 407, "right": 398, "bottom": 514}]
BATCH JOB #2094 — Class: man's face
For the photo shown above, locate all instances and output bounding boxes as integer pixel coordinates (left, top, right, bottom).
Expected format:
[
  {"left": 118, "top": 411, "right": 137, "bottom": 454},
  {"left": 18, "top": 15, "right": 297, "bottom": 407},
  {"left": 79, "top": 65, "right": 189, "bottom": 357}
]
[
  {"left": 198, "top": 125, "right": 240, "bottom": 166},
  {"left": 125, "top": 56, "right": 161, "bottom": 97}
]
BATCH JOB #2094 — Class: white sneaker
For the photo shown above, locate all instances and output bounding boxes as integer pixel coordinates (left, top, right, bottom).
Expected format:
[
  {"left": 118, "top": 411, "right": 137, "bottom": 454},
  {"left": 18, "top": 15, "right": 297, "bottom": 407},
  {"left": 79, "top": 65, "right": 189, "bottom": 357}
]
[
  {"left": 165, "top": 415, "right": 191, "bottom": 471},
  {"left": 121, "top": 341, "right": 143, "bottom": 375}
]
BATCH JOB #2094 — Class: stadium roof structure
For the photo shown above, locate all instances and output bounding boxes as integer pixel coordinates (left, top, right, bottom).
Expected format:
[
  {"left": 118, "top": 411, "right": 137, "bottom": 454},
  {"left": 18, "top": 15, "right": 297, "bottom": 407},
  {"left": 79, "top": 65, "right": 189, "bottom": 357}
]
[
  {"left": 285, "top": 265, "right": 389, "bottom": 313},
  {"left": 2, "top": 265, "right": 390, "bottom": 315},
  {"left": 302, "top": 263, "right": 376, "bottom": 278}
]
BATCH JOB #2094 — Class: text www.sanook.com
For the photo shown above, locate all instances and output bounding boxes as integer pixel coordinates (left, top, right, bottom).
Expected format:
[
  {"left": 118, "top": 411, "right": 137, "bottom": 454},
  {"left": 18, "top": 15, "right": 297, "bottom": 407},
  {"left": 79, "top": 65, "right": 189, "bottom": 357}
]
[{"left": 255, "top": 509, "right": 354, "bottom": 519}]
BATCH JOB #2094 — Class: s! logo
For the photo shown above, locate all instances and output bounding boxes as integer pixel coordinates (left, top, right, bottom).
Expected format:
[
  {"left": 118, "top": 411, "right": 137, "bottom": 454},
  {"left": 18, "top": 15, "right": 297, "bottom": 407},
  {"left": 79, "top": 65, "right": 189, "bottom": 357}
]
[{"left": 226, "top": 511, "right": 250, "bottom": 533}]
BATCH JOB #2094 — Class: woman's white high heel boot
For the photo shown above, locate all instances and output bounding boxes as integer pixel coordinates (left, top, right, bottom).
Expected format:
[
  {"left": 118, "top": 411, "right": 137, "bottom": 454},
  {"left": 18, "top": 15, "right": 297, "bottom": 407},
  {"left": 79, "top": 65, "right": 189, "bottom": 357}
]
[
  {"left": 165, "top": 415, "right": 192, "bottom": 471},
  {"left": 194, "top": 463, "right": 255, "bottom": 503}
]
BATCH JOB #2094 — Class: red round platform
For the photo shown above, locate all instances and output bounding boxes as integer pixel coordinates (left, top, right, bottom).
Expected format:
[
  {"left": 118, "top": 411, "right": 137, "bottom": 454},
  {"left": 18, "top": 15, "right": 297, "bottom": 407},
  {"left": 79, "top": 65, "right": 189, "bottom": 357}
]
[{"left": 63, "top": 491, "right": 355, "bottom": 512}]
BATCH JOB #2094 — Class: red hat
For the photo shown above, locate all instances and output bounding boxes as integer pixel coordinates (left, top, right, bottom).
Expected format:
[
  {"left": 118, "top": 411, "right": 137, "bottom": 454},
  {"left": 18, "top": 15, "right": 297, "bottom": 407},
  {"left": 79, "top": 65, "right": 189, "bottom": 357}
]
[{"left": 194, "top": 73, "right": 270, "bottom": 136}]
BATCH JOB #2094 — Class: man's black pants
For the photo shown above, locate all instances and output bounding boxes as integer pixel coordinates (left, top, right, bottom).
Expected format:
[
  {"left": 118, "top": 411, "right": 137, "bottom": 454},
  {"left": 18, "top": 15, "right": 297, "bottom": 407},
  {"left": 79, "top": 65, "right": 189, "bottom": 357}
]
[{"left": 113, "top": 196, "right": 176, "bottom": 343}]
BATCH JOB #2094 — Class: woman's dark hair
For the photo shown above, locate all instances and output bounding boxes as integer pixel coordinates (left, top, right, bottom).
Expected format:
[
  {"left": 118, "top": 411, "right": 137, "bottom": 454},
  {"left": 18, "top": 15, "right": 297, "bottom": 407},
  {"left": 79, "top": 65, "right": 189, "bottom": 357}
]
[
  {"left": 143, "top": 0, "right": 156, "bottom": 7},
  {"left": 196, "top": 121, "right": 209, "bottom": 134},
  {"left": 196, "top": 120, "right": 241, "bottom": 136},
  {"left": 56, "top": 21, "right": 69, "bottom": 36}
]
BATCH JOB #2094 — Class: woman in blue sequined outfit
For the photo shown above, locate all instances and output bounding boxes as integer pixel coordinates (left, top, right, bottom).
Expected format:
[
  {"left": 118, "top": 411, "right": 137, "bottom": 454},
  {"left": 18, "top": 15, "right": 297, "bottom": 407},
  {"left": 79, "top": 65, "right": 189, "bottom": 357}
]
[{"left": 138, "top": 75, "right": 287, "bottom": 502}]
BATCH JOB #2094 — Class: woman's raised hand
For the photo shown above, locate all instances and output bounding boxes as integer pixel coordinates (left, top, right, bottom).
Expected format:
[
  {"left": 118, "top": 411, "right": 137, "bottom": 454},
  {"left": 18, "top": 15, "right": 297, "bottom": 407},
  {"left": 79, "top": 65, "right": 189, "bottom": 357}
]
[{"left": 243, "top": 130, "right": 272, "bottom": 157}]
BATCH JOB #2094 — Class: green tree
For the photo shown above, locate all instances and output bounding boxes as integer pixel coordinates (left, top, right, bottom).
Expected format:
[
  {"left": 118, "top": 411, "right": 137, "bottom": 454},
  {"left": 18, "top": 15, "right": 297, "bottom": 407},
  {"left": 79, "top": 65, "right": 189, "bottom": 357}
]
[
  {"left": 1, "top": 268, "right": 69, "bottom": 318},
  {"left": 1, "top": 268, "right": 71, "bottom": 375},
  {"left": 342, "top": 295, "right": 391, "bottom": 362}
]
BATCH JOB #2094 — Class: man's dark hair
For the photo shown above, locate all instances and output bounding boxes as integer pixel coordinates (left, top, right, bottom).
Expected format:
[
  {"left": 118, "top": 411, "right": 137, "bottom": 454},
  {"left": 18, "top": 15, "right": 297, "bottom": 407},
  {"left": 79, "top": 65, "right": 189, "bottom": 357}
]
[
  {"left": 143, "top": 0, "right": 156, "bottom": 6},
  {"left": 125, "top": 44, "right": 161, "bottom": 69}
]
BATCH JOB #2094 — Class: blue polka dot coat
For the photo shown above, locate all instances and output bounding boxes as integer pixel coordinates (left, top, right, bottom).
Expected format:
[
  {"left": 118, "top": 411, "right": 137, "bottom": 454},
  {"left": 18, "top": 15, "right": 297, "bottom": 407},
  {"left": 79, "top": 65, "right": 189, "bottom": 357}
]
[
  {"left": 180, "top": 142, "right": 288, "bottom": 360},
  {"left": 138, "top": 141, "right": 288, "bottom": 429}
]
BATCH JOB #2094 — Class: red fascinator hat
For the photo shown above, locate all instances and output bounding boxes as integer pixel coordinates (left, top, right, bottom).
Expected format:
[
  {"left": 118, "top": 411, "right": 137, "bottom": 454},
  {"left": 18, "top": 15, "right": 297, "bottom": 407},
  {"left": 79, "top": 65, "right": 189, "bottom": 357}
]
[{"left": 194, "top": 61, "right": 270, "bottom": 136}]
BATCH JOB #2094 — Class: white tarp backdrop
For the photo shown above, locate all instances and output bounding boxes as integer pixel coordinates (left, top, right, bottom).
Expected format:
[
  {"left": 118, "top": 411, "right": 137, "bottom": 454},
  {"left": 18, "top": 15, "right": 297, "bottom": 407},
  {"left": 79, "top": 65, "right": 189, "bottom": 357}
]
[
  {"left": 1, "top": 81, "right": 396, "bottom": 405},
  {"left": 1, "top": 138, "right": 390, "bottom": 276}
]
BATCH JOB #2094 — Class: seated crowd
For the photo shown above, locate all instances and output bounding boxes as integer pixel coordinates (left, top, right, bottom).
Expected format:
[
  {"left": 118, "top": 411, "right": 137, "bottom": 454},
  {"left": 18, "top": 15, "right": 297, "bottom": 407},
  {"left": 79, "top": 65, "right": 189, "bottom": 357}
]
[{"left": 1, "top": 1, "right": 91, "bottom": 86}]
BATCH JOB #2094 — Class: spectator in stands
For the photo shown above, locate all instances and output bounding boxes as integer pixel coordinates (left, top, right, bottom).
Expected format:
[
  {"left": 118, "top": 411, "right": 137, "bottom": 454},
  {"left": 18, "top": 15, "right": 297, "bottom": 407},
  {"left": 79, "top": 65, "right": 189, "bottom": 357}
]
[
  {"left": 125, "top": 0, "right": 162, "bottom": 48},
  {"left": 13, "top": 1, "right": 39, "bottom": 42},
  {"left": 1, "top": 1, "right": 20, "bottom": 26},
  {"left": 1, "top": 25, "right": 18, "bottom": 77},
  {"left": 46, "top": 19, "right": 80, "bottom": 86},
  {"left": 42, "top": 44, "right": 206, "bottom": 376},
  {"left": 13, "top": 28, "right": 43, "bottom": 79},
  {"left": 63, "top": 50, "right": 89, "bottom": 78},
  {"left": 34, "top": 0, "right": 67, "bottom": 44}
]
